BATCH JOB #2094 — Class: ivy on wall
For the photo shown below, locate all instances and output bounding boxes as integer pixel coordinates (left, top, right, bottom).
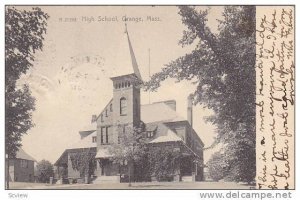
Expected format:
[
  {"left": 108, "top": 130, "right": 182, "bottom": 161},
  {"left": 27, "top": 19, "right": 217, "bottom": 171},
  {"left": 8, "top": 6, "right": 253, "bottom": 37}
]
[{"left": 69, "top": 148, "right": 96, "bottom": 177}]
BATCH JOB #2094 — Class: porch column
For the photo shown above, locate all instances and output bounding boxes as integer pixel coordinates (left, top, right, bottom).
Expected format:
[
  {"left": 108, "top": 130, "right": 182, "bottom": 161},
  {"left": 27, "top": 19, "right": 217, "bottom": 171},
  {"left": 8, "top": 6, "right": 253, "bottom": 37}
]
[
  {"left": 95, "top": 159, "right": 102, "bottom": 177},
  {"left": 192, "top": 159, "right": 197, "bottom": 182}
]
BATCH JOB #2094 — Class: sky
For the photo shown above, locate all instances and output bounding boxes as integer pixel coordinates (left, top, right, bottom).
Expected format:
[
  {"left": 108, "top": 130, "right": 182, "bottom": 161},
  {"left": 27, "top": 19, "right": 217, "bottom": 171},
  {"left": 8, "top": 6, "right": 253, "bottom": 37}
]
[{"left": 15, "top": 6, "right": 224, "bottom": 164}]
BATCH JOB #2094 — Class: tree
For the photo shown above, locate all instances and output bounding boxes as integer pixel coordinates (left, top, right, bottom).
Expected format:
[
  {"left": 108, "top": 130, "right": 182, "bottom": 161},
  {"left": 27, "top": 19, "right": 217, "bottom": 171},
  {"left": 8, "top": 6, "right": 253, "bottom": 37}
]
[
  {"left": 36, "top": 160, "right": 54, "bottom": 183},
  {"left": 145, "top": 6, "right": 256, "bottom": 182},
  {"left": 5, "top": 7, "right": 48, "bottom": 188},
  {"left": 207, "top": 151, "right": 228, "bottom": 181},
  {"left": 148, "top": 147, "right": 181, "bottom": 182},
  {"left": 108, "top": 122, "right": 147, "bottom": 186},
  {"left": 69, "top": 148, "right": 96, "bottom": 179}
]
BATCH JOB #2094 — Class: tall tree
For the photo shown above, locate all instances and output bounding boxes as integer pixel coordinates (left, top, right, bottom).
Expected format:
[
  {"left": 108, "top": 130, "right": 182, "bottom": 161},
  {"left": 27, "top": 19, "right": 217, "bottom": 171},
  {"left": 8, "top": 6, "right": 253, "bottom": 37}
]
[
  {"left": 5, "top": 6, "right": 48, "bottom": 188},
  {"left": 148, "top": 147, "right": 181, "bottom": 182},
  {"left": 5, "top": 6, "right": 48, "bottom": 158},
  {"left": 36, "top": 160, "right": 54, "bottom": 183},
  {"left": 145, "top": 6, "right": 256, "bottom": 182},
  {"left": 108, "top": 122, "right": 147, "bottom": 186}
]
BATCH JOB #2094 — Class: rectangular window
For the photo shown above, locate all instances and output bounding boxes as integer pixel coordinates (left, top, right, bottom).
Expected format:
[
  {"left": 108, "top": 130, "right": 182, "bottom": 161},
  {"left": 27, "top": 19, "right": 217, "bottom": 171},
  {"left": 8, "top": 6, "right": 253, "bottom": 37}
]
[
  {"left": 101, "top": 127, "right": 104, "bottom": 144},
  {"left": 92, "top": 136, "right": 97, "bottom": 143},
  {"left": 147, "top": 131, "right": 154, "bottom": 138},
  {"left": 20, "top": 159, "right": 28, "bottom": 168},
  {"left": 120, "top": 97, "right": 127, "bottom": 115},
  {"left": 105, "top": 127, "right": 109, "bottom": 143}
]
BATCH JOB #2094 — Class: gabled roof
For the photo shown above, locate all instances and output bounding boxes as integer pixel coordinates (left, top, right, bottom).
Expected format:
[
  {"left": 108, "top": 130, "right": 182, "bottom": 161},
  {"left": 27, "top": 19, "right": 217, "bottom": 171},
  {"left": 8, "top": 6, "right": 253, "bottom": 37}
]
[
  {"left": 80, "top": 122, "right": 97, "bottom": 132},
  {"left": 67, "top": 131, "right": 97, "bottom": 149},
  {"left": 149, "top": 129, "right": 182, "bottom": 144},
  {"left": 16, "top": 148, "right": 36, "bottom": 162},
  {"left": 141, "top": 102, "right": 185, "bottom": 124}
]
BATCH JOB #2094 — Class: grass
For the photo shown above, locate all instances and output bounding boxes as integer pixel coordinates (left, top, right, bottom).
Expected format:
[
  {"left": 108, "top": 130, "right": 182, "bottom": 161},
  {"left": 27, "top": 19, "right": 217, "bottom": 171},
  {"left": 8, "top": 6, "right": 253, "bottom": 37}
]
[{"left": 8, "top": 181, "right": 253, "bottom": 190}]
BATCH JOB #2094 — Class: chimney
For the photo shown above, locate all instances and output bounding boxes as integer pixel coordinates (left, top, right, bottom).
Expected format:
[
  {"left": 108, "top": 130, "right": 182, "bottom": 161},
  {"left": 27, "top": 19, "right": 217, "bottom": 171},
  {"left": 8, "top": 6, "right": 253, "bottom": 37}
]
[
  {"left": 91, "top": 115, "right": 97, "bottom": 123},
  {"left": 187, "top": 95, "right": 193, "bottom": 127}
]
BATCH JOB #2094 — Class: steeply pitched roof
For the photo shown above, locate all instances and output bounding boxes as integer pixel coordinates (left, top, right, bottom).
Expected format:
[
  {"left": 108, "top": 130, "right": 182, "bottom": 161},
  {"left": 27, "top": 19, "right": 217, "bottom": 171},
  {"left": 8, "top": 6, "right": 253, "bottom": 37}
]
[
  {"left": 110, "top": 26, "right": 142, "bottom": 80},
  {"left": 16, "top": 148, "right": 36, "bottom": 161},
  {"left": 80, "top": 122, "right": 97, "bottom": 132},
  {"left": 149, "top": 129, "right": 182, "bottom": 144},
  {"left": 67, "top": 131, "right": 97, "bottom": 149},
  {"left": 141, "top": 101, "right": 185, "bottom": 124}
]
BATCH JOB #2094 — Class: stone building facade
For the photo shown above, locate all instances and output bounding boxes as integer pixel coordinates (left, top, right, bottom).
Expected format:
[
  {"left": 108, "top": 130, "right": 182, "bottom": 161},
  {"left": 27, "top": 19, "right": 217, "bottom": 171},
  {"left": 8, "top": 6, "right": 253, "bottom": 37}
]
[{"left": 55, "top": 28, "right": 204, "bottom": 183}]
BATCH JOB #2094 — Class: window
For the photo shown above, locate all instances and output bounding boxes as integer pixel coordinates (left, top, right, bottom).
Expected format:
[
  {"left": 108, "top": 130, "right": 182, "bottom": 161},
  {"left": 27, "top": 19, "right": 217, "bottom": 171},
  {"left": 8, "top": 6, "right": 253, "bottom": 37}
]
[
  {"left": 110, "top": 104, "right": 113, "bottom": 112},
  {"left": 20, "top": 159, "right": 28, "bottom": 168},
  {"left": 101, "top": 127, "right": 105, "bottom": 144},
  {"left": 105, "top": 127, "right": 109, "bottom": 143},
  {"left": 101, "top": 127, "right": 109, "bottom": 144},
  {"left": 105, "top": 109, "right": 108, "bottom": 117},
  {"left": 92, "top": 136, "right": 97, "bottom": 143},
  {"left": 122, "top": 124, "right": 128, "bottom": 134},
  {"left": 120, "top": 97, "right": 127, "bottom": 115},
  {"left": 120, "top": 159, "right": 128, "bottom": 166},
  {"left": 147, "top": 131, "right": 154, "bottom": 138}
]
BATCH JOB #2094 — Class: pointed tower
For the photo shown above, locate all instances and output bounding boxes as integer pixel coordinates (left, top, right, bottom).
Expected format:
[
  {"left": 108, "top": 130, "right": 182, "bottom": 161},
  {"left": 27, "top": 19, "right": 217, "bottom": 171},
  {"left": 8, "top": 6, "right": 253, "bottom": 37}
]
[{"left": 110, "top": 25, "right": 142, "bottom": 142}]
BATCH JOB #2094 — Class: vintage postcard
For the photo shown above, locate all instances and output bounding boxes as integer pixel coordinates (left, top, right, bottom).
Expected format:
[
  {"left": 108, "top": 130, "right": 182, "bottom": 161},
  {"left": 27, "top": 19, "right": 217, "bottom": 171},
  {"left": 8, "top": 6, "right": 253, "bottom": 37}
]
[{"left": 4, "top": 5, "right": 294, "bottom": 191}]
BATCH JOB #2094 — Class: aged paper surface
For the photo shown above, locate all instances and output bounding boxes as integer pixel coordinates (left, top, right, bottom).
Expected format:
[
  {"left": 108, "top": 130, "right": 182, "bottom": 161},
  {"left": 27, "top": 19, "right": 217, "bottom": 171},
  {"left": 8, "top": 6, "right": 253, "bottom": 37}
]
[
  {"left": 256, "top": 6, "right": 295, "bottom": 189},
  {"left": 4, "top": 5, "right": 296, "bottom": 191}
]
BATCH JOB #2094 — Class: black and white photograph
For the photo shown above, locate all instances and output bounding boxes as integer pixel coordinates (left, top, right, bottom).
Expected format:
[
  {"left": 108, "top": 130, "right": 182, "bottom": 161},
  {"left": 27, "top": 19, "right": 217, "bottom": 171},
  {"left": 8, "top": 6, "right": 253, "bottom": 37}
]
[{"left": 4, "top": 4, "right": 294, "bottom": 193}]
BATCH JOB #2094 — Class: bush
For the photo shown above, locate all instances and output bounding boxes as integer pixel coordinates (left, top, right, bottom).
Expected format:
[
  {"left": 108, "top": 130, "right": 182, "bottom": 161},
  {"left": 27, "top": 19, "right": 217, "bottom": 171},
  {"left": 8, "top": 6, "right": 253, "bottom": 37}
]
[
  {"left": 207, "top": 151, "right": 228, "bottom": 181},
  {"left": 36, "top": 160, "right": 54, "bottom": 183}
]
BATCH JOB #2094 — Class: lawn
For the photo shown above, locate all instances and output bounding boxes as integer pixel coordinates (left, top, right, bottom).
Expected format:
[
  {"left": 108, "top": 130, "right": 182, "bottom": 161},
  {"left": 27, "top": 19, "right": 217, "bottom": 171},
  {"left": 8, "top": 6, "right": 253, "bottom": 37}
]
[{"left": 8, "top": 181, "right": 254, "bottom": 190}]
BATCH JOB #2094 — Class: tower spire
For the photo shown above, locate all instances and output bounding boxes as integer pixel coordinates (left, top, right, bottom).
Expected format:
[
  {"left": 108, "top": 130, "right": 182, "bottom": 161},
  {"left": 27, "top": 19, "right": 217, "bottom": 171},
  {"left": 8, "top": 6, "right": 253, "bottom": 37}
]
[
  {"left": 111, "top": 24, "right": 142, "bottom": 81},
  {"left": 124, "top": 22, "right": 128, "bottom": 34},
  {"left": 125, "top": 24, "right": 142, "bottom": 81}
]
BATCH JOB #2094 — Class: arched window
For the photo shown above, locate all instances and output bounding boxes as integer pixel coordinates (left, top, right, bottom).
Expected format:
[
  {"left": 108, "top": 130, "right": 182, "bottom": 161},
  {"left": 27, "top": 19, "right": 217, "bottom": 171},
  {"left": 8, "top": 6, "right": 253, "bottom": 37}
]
[{"left": 120, "top": 97, "right": 127, "bottom": 115}]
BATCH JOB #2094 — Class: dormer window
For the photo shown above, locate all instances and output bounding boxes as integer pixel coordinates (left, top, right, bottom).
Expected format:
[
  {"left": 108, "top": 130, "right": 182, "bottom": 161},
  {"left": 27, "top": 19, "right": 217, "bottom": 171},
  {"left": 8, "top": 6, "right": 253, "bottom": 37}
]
[
  {"left": 120, "top": 97, "right": 127, "bottom": 115},
  {"left": 147, "top": 131, "right": 154, "bottom": 138}
]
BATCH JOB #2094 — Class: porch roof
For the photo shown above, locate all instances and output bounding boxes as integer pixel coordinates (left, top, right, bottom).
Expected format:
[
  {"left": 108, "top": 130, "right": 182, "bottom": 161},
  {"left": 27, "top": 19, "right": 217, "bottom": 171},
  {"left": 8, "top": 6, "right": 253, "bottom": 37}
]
[
  {"left": 95, "top": 148, "right": 113, "bottom": 158},
  {"left": 149, "top": 129, "right": 182, "bottom": 144}
]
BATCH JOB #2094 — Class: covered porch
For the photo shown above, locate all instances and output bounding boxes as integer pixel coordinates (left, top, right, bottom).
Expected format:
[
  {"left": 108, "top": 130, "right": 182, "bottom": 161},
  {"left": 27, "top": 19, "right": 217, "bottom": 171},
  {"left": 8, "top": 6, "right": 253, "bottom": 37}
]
[{"left": 54, "top": 147, "right": 97, "bottom": 184}]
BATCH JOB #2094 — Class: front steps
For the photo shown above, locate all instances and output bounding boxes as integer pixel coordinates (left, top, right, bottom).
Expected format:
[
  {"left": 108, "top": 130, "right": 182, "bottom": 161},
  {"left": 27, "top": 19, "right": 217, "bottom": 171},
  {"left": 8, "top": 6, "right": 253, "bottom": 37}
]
[
  {"left": 92, "top": 175, "right": 120, "bottom": 184},
  {"left": 181, "top": 176, "right": 193, "bottom": 182}
]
